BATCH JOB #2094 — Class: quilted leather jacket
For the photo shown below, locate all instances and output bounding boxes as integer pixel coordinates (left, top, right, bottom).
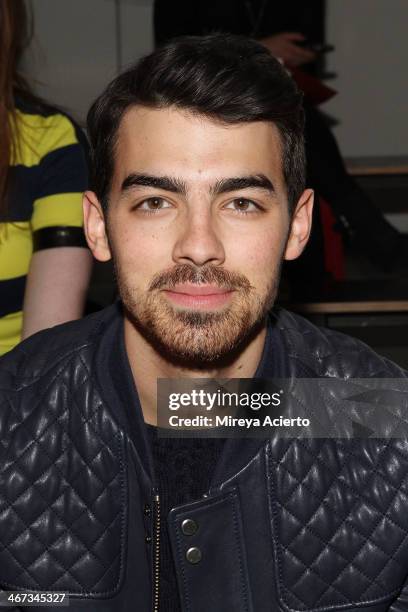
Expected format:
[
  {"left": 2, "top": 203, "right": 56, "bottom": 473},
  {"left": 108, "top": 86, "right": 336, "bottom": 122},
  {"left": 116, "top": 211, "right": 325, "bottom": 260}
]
[{"left": 1, "top": 303, "right": 408, "bottom": 612}]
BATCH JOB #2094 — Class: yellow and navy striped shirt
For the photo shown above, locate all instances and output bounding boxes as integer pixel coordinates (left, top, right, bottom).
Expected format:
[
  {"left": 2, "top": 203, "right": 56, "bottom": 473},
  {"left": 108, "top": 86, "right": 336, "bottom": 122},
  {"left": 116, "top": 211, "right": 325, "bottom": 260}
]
[{"left": 0, "top": 98, "right": 88, "bottom": 355}]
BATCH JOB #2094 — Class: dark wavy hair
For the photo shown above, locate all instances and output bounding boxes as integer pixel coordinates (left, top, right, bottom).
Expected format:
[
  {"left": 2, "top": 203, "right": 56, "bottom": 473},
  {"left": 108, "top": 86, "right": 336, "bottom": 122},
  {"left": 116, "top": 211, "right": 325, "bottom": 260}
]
[{"left": 87, "top": 33, "right": 305, "bottom": 213}]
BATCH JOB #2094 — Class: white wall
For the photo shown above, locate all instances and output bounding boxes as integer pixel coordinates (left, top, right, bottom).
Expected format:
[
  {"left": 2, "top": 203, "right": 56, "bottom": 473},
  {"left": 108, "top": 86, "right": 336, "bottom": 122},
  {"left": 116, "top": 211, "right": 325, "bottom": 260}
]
[
  {"left": 23, "top": 0, "right": 154, "bottom": 125},
  {"left": 24, "top": 0, "right": 408, "bottom": 157},
  {"left": 325, "top": 0, "right": 408, "bottom": 157}
]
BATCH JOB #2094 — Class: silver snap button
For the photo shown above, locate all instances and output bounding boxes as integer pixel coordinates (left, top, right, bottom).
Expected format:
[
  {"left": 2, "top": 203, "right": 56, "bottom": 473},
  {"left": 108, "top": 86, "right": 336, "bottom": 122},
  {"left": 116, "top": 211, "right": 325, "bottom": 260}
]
[
  {"left": 181, "top": 518, "right": 198, "bottom": 536},
  {"left": 186, "top": 546, "right": 202, "bottom": 564}
]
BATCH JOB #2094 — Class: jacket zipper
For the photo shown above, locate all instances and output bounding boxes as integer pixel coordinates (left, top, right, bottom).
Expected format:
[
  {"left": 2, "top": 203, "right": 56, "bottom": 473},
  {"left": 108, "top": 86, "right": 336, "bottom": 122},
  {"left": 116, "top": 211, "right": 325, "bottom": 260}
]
[{"left": 153, "top": 492, "right": 161, "bottom": 612}]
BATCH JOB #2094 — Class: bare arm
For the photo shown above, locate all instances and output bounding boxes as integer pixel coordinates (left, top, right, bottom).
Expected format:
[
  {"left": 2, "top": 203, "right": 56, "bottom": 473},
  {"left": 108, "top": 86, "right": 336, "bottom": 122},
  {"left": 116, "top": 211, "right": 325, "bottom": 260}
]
[{"left": 21, "top": 247, "right": 93, "bottom": 339}]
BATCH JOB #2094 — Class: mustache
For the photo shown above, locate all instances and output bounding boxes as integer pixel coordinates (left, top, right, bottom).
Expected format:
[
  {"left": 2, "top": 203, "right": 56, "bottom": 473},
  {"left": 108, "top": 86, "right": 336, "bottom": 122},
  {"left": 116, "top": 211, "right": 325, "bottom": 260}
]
[{"left": 149, "top": 264, "right": 253, "bottom": 292}]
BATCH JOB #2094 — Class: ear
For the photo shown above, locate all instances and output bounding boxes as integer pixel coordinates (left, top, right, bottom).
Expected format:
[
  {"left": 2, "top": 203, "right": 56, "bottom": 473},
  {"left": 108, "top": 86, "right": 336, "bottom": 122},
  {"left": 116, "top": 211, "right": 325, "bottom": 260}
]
[
  {"left": 284, "top": 189, "right": 314, "bottom": 261},
  {"left": 83, "top": 191, "right": 112, "bottom": 262}
]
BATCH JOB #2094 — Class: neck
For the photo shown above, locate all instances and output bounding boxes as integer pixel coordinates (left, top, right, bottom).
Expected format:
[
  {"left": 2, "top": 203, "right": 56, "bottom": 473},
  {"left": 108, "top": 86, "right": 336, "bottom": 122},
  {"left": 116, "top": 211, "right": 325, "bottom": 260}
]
[{"left": 124, "top": 316, "right": 268, "bottom": 426}]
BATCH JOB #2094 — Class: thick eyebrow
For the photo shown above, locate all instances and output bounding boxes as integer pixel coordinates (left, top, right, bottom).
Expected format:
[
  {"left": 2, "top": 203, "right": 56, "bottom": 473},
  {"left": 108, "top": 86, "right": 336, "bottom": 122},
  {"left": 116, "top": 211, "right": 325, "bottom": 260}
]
[
  {"left": 121, "top": 173, "right": 187, "bottom": 195},
  {"left": 210, "top": 174, "right": 275, "bottom": 196},
  {"left": 120, "top": 172, "right": 275, "bottom": 197}
]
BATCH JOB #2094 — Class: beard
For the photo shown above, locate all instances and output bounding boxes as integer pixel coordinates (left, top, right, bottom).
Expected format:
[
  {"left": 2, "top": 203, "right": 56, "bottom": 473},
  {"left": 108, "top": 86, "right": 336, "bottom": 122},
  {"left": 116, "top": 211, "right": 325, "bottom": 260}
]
[{"left": 115, "top": 260, "right": 283, "bottom": 369}]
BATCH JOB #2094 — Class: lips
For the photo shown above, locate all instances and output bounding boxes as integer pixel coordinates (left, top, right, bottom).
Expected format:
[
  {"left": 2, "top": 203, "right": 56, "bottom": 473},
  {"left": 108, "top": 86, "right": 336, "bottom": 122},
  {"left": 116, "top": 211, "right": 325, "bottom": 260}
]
[
  {"left": 162, "top": 284, "right": 234, "bottom": 309},
  {"left": 165, "top": 284, "right": 231, "bottom": 296}
]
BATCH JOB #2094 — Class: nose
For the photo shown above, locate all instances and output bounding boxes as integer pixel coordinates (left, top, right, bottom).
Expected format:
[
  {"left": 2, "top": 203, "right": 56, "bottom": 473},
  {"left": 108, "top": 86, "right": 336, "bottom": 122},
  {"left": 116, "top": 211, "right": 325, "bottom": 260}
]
[{"left": 172, "top": 207, "right": 225, "bottom": 267}]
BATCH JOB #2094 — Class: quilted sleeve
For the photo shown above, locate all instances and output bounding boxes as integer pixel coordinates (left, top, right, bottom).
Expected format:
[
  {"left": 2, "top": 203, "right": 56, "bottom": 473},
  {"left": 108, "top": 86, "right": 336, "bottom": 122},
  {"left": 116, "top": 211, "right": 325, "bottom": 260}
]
[{"left": 388, "top": 577, "right": 408, "bottom": 611}]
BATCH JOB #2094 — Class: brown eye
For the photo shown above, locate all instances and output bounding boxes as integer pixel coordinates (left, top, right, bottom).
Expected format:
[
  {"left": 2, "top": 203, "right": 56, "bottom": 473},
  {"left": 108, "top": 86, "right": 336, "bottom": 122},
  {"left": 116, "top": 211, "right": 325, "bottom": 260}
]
[
  {"left": 225, "top": 198, "right": 259, "bottom": 213},
  {"left": 235, "top": 199, "right": 251, "bottom": 211},
  {"left": 147, "top": 198, "right": 163, "bottom": 209},
  {"left": 137, "top": 197, "right": 172, "bottom": 212}
]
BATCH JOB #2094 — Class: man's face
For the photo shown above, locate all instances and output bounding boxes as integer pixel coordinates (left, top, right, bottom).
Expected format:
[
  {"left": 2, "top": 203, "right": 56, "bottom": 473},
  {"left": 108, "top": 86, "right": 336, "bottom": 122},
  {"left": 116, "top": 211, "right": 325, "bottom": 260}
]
[{"left": 85, "top": 106, "right": 312, "bottom": 366}]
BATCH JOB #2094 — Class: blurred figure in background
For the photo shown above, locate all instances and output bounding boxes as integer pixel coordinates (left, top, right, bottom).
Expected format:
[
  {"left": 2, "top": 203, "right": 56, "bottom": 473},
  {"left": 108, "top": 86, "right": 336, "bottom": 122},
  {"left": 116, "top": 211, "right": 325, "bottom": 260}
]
[
  {"left": 154, "top": 0, "right": 408, "bottom": 283},
  {"left": 0, "top": 0, "right": 92, "bottom": 355}
]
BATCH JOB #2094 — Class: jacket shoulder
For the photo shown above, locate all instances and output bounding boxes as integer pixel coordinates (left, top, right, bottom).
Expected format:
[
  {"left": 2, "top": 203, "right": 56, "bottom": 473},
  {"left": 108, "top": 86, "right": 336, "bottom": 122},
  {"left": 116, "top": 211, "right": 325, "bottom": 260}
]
[
  {"left": 0, "top": 304, "right": 118, "bottom": 390},
  {"left": 274, "top": 308, "right": 408, "bottom": 378}
]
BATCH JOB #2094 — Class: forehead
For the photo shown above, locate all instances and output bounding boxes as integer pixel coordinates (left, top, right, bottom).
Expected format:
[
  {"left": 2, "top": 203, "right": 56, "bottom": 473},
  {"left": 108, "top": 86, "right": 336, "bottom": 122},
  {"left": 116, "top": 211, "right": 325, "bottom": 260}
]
[{"left": 113, "top": 106, "right": 285, "bottom": 189}]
